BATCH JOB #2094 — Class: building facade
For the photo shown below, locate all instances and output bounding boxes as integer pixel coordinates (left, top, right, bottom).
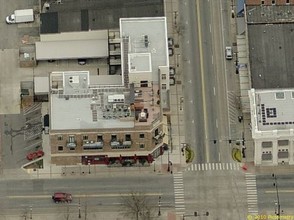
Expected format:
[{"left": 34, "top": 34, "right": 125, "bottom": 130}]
[
  {"left": 245, "top": 0, "right": 294, "bottom": 165},
  {"left": 249, "top": 89, "right": 294, "bottom": 165}
]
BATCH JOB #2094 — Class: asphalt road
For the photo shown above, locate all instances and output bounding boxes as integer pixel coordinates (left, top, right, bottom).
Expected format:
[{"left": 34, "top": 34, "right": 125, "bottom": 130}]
[
  {"left": 257, "top": 173, "right": 294, "bottom": 216},
  {"left": 181, "top": 0, "right": 235, "bottom": 165},
  {"left": 179, "top": 0, "right": 248, "bottom": 219},
  {"left": 0, "top": 174, "right": 174, "bottom": 217},
  {"left": 184, "top": 170, "right": 247, "bottom": 219}
]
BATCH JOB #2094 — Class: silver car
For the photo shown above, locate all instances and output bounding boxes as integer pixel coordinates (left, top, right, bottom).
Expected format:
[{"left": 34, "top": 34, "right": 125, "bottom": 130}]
[{"left": 225, "top": 46, "right": 233, "bottom": 60}]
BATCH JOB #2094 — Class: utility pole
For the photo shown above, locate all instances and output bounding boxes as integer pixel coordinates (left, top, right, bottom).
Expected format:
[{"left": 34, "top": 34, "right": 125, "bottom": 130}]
[
  {"left": 158, "top": 196, "right": 161, "bottom": 216},
  {"left": 78, "top": 198, "right": 81, "bottom": 218},
  {"left": 272, "top": 174, "right": 282, "bottom": 220}
]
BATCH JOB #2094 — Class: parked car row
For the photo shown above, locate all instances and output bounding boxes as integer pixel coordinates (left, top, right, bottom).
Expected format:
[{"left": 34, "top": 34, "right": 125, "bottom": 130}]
[
  {"left": 168, "top": 37, "right": 176, "bottom": 85},
  {"left": 168, "top": 37, "right": 174, "bottom": 57}
]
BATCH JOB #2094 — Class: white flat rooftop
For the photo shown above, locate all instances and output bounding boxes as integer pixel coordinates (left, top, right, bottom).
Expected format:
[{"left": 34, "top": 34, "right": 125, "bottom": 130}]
[
  {"left": 50, "top": 71, "right": 134, "bottom": 130},
  {"left": 250, "top": 89, "right": 294, "bottom": 132},
  {"left": 36, "top": 30, "right": 109, "bottom": 60},
  {"left": 120, "top": 17, "right": 169, "bottom": 82}
]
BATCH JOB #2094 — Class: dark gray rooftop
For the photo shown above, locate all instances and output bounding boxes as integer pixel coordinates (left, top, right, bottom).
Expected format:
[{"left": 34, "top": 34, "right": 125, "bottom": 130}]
[
  {"left": 40, "top": 0, "right": 164, "bottom": 33},
  {"left": 246, "top": 5, "right": 294, "bottom": 24},
  {"left": 248, "top": 23, "right": 294, "bottom": 89}
]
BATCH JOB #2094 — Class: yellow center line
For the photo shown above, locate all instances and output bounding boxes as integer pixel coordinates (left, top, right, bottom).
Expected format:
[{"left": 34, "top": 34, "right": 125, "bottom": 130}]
[{"left": 196, "top": 0, "right": 210, "bottom": 162}]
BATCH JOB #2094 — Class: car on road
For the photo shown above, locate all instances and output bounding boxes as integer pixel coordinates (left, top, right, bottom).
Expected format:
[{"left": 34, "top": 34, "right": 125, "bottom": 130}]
[
  {"left": 168, "top": 48, "right": 174, "bottom": 56},
  {"left": 52, "top": 192, "right": 72, "bottom": 203},
  {"left": 26, "top": 150, "right": 44, "bottom": 160},
  {"left": 168, "top": 37, "right": 174, "bottom": 47},
  {"left": 169, "top": 76, "right": 176, "bottom": 86},
  {"left": 169, "top": 67, "right": 175, "bottom": 76},
  {"left": 225, "top": 46, "right": 233, "bottom": 60}
]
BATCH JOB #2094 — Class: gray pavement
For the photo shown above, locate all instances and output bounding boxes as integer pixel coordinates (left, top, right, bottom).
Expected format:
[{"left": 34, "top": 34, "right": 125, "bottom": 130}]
[{"left": 0, "top": 174, "right": 175, "bottom": 220}]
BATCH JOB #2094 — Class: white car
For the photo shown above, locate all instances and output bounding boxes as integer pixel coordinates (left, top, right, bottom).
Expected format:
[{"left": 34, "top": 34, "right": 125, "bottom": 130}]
[
  {"left": 225, "top": 46, "right": 233, "bottom": 60},
  {"left": 169, "top": 67, "right": 175, "bottom": 77}
]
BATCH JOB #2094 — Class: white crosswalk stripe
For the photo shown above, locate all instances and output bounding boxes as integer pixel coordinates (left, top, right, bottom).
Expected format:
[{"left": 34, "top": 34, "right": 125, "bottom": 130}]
[
  {"left": 173, "top": 172, "right": 185, "bottom": 215},
  {"left": 245, "top": 173, "right": 258, "bottom": 214},
  {"left": 185, "top": 163, "right": 241, "bottom": 171}
]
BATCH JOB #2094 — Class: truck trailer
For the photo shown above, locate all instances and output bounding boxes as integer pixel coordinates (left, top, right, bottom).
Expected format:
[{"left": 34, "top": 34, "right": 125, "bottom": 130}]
[{"left": 6, "top": 9, "right": 34, "bottom": 24}]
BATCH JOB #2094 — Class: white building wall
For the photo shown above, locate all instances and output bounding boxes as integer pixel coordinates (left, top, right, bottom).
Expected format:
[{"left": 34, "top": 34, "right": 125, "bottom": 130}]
[
  {"left": 129, "top": 72, "right": 152, "bottom": 85},
  {"left": 249, "top": 89, "right": 294, "bottom": 166}
]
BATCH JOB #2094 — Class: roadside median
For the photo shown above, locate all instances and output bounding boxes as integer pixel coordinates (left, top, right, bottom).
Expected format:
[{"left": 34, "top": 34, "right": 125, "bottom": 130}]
[
  {"left": 185, "top": 145, "right": 194, "bottom": 163},
  {"left": 232, "top": 148, "right": 242, "bottom": 162}
]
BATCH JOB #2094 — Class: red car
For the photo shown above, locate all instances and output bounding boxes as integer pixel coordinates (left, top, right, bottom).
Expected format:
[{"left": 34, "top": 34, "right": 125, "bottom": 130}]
[
  {"left": 26, "top": 150, "right": 44, "bottom": 160},
  {"left": 52, "top": 192, "right": 72, "bottom": 203}
]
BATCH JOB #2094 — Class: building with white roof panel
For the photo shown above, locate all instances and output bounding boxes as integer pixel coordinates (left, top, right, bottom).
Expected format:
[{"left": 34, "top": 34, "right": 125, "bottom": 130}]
[
  {"left": 249, "top": 88, "right": 294, "bottom": 165},
  {"left": 49, "top": 17, "right": 170, "bottom": 166},
  {"left": 245, "top": 0, "right": 294, "bottom": 166}
]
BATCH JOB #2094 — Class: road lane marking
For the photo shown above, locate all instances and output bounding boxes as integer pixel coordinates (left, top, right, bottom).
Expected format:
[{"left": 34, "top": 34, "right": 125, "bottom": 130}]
[
  {"left": 209, "top": 24, "right": 212, "bottom": 32},
  {"left": 186, "top": 163, "right": 240, "bottom": 171},
  {"left": 213, "top": 87, "right": 216, "bottom": 95},
  {"left": 7, "top": 193, "right": 162, "bottom": 199},
  {"left": 265, "top": 190, "right": 294, "bottom": 193},
  {"left": 211, "top": 55, "right": 214, "bottom": 64},
  {"left": 196, "top": 0, "right": 210, "bottom": 162},
  {"left": 216, "top": 118, "right": 218, "bottom": 128},
  {"left": 173, "top": 172, "right": 185, "bottom": 215},
  {"left": 245, "top": 173, "right": 258, "bottom": 214}
]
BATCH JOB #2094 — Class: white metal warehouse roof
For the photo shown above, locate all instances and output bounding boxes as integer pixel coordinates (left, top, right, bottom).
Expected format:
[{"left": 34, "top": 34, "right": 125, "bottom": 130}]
[{"left": 36, "top": 30, "right": 109, "bottom": 60}]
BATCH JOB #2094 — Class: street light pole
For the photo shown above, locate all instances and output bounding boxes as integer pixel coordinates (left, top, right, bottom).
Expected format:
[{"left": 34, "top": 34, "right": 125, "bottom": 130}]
[
  {"left": 183, "top": 211, "right": 209, "bottom": 219},
  {"left": 272, "top": 174, "right": 281, "bottom": 220},
  {"left": 167, "top": 150, "right": 170, "bottom": 172},
  {"left": 78, "top": 198, "right": 81, "bottom": 218},
  {"left": 29, "top": 206, "right": 32, "bottom": 219},
  {"left": 158, "top": 196, "right": 161, "bottom": 216}
]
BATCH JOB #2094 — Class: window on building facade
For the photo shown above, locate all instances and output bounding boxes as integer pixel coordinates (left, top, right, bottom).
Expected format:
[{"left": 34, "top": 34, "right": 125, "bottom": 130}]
[
  {"left": 162, "top": 84, "right": 167, "bottom": 90},
  {"left": 97, "top": 135, "right": 103, "bottom": 142},
  {"left": 140, "top": 80, "right": 148, "bottom": 87},
  {"left": 278, "top": 149, "right": 288, "bottom": 158},
  {"left": 271, "top": 0, "right": 275, "bottom": 5},
  {"left": 162, "top": 74, "right": 166, "bottom": 80},
  {"left": 139, "top": 143, "right": 145, "bottom": 149},
  {"left": 125, "top": 134, "right": 131, "bottom": 141},
  {"left": 261, "top": 151, "right": 272, "bottom": 161},
  {"left": 261, "top": 0, "right": 264, "bottom": 5},
  {"left": 275, "top": 92, "right": 285, "bottom": 100},
  {"left": 111, "top": 134, "right": 117, "bottom": 141},
  {"left": 140, "top": 133, "right": 145, "bottom": 139},
  {"left": 83, "top": 135, "right": 88, "bottom": 140},
  {"left": 57, "top": 135, "right": 63, "bottom": 141},
  {"left": 262, "top": 141, "right": 272, "bottom": 148},
  {"left": 58, "top": 146, "right": 63, "bottom": 151},
  {"left": 286, "top": 0, "right": 290, "bottom": 4},
  {"left": 111, "top": 145, "right": 131, "bottom": 149},
  {"left": 83, "top": 145, "right": 103, "bottom": 150},
  {"left": 278, "top": 140, "right": 289, "bottom": 146},
  {"left": 68, "top": 135, "right": 75, "bottom": 143},
  {"left": 155, "top": 128, "right": 159, "bottom": 136}
]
